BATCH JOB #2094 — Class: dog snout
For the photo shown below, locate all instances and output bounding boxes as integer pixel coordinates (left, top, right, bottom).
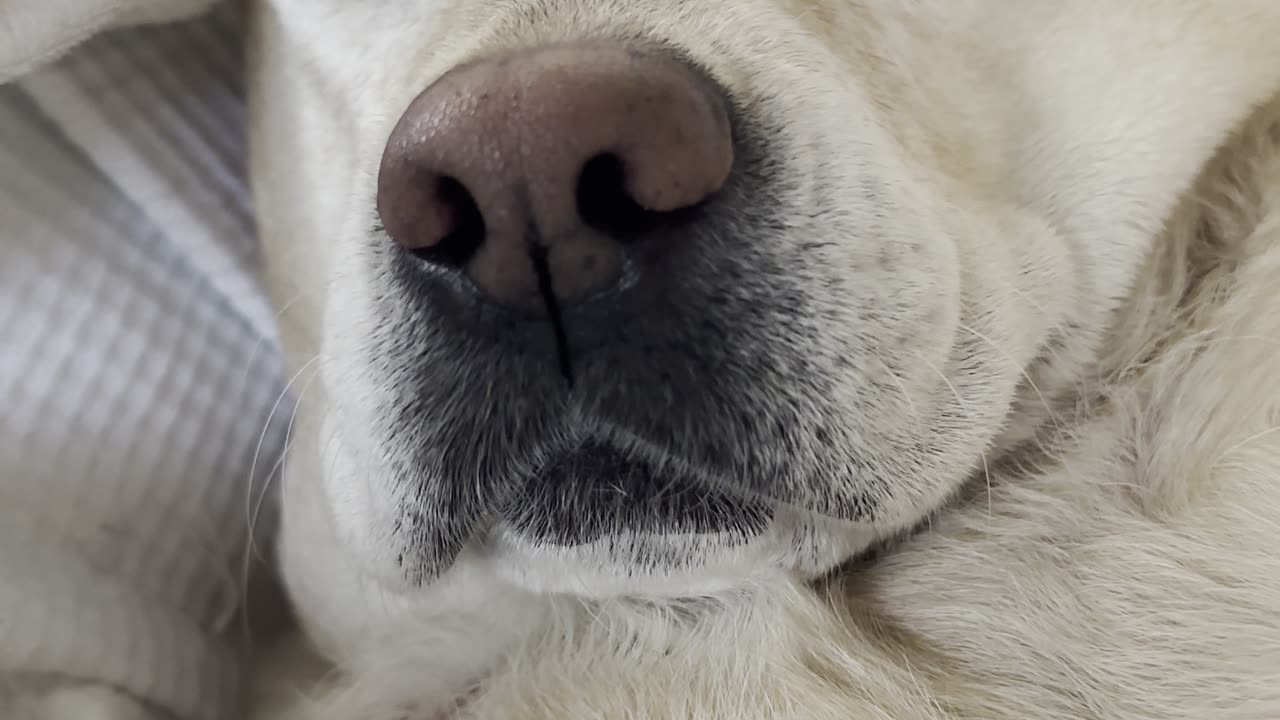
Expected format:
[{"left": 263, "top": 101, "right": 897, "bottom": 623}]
[{"left": 376, "top": 43, "right": 735, "bottom": 311}]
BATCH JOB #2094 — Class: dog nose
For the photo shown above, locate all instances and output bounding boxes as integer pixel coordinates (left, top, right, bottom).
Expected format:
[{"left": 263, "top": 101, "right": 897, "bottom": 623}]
[{"left": 377, "top": 44, "right": 734, "bottom": 310}]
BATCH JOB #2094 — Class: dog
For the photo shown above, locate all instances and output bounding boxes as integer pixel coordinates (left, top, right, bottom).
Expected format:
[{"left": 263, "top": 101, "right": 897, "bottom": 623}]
[
  {"left": 9, "top": 0, "right": 1280, "bottom": 718},
  {"left": 243, "top": 0, "right": 1280, "bottom": 717}
]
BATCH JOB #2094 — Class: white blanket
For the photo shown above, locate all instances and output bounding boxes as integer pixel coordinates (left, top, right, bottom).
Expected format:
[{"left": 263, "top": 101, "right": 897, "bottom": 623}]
[{"left": 0, "top": 2, "right": 287, "bottom": 718}]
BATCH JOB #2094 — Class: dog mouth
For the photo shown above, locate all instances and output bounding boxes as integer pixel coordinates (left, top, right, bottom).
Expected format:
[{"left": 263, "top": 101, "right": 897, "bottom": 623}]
[{"left": 498, "top": 441, "right": 773, "bottom": 547}]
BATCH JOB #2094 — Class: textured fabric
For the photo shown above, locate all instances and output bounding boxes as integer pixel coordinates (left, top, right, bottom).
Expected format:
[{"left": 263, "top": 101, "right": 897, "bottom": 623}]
[
  {"left": 0, "top": 3, "right": 288, "bottom": 719},
  {"left": 0, "top": 0, "right": 216, "bottom": 85}
]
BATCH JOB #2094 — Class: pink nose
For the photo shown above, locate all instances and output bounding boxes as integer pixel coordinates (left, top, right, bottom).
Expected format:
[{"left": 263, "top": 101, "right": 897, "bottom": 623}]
[{"left": 376, "top": 43, "right": 734, "bottom": 310}]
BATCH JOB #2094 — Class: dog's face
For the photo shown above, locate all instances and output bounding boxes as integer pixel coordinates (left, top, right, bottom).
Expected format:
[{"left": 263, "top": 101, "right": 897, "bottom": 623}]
[{"left": 252, "top": 0, "right": 1280, "bottom": 611}]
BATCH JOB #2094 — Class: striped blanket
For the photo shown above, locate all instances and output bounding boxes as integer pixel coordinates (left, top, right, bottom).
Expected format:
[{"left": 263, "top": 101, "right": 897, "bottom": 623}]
[{"left": 0, "top": 2, "right": 288, "bottom": 717}]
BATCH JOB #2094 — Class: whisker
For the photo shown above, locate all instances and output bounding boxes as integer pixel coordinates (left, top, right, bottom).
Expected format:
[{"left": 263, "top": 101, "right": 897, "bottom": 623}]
[
  {"left": 244, "top": 353, "right": 323, "bottom": 558},
  {"left": 236, "top": 353, "right": 323, "bottom": 646},
  {"left": 247, "top": 358, "right": 323, "bottom": 563},
  {"left": 958, "top": 321, "right": 1067, "bottom": 434},
  {"left": 873, "top": 355, "right": 921, "bottom": 425},
  {"left": 913, "top": 351, "right": 994, "bottom": 517}
]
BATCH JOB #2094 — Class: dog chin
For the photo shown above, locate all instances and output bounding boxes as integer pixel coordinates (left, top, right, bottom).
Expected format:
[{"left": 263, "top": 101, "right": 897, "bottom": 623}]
[
  {"left": 353, "top": 436, "right": 897, "bottom": 598},
  {"left": 485, "top": 512, "right": 882, "bottom": 598}
]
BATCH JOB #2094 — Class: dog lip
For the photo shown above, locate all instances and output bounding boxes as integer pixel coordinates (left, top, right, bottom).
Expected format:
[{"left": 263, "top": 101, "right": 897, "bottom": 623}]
[{"left": 497, "top": 440, "right": 773, "bottom": 546}]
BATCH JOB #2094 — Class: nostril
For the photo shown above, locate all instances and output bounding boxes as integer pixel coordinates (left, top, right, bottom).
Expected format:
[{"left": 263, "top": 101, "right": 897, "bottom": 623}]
[
  {"left": 577, "top": 154, "right": 703, "bottom": 241},
  {"left": 380, "top": 43, "right": 735, "bottom": 313},
  {"left": 411, "top": 176, "right": 486, "bottom": 269}
]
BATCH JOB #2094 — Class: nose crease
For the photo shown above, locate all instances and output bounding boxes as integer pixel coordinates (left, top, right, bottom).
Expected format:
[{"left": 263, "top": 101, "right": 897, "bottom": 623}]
[{"left": 526, "top": 232, "right": 575, "bottom": 387}]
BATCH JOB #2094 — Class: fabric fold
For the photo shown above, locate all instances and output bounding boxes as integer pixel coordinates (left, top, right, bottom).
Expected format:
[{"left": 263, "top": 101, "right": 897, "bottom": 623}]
[{"left": 0, "top": 3, "right": 288, "bottom": 717}]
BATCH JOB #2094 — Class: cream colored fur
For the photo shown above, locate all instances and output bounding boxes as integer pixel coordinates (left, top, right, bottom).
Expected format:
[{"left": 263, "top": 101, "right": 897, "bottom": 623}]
[
  {"left": 255, "top": 98, "right": 1280, "bottom": 719},
  {"left": 242, "top": 1, "right": 1280, "bottom": 718}
]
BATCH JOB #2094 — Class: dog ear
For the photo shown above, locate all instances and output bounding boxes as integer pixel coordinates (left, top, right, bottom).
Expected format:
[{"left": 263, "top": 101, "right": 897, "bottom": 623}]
[{"left": 0, "top": 0, "right": 215, "bottom": 84}]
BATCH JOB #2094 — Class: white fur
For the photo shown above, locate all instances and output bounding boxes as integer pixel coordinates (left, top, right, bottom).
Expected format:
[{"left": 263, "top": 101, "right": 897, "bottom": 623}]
[
  {"left": 260, "top": 105, "right": 1280, "bottom": 720},
  {"left": 244, "top": 1, "right": 1280, "bottom": 718}
]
